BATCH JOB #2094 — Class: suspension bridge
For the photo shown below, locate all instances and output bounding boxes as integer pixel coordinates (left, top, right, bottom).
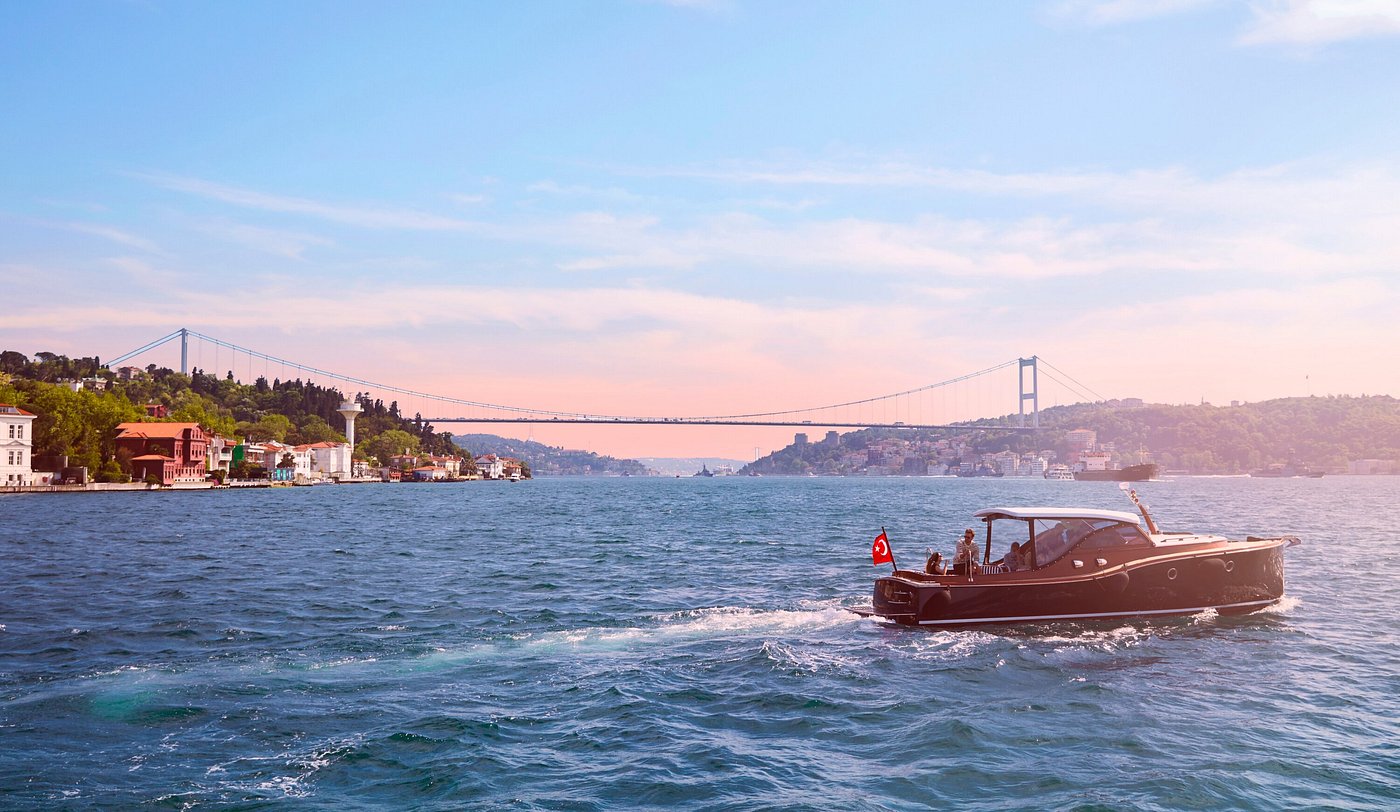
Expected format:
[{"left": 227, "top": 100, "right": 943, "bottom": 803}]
[{"left": 106, "top": 329, "right": 1106, "bottom": 432}]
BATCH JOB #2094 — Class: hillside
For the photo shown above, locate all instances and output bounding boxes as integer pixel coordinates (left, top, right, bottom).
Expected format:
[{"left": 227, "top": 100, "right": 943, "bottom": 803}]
[
  {"left": 743, "top": 396, "right": 1400, "bottom": 476},
  {"left": 452, "top": 433, "right": 650, "bottom": 476},
  {"left": 0, "top": 349, "right": 465, "bottom": 478}
]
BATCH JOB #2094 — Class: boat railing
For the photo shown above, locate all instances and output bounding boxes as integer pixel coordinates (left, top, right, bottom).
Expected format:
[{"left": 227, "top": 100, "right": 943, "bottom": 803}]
[{"left": 977, "top": 564, "right": 1009, "bottom": 575}]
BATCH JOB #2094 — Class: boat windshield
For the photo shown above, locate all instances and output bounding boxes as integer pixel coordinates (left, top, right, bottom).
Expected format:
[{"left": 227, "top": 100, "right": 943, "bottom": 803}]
[{"left": 1025, "top": 519, "right": 1149, "bottom": 566}]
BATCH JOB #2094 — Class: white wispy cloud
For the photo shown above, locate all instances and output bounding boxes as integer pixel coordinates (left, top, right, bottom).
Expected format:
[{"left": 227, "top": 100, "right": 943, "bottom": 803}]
[
  {"left": 130, "top": 171, "right": 483, "bottom": 231},
  {"left": 1048, "top": 0, "right": 1400, "bottom": 45},
  {"left": 527, "top": 180, "right": 648, "bottom": 203},
  {"left": 48, "top": 221, "right": 164, "bottom": 254},
  {"left": 1239, "top": 0, "right": 1400, "bottom": 45},
  {"left": 194, "top": 219, "right": 335, "bottom": 259},
  {"left": 1049, "top": 0, "right": 1219, "bottom": 26}
]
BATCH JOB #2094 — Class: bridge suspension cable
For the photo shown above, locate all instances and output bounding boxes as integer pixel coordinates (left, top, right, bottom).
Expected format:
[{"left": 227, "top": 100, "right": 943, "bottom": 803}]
[{"left": 106, "top": 329, "right": 1090, "bottom": 427}]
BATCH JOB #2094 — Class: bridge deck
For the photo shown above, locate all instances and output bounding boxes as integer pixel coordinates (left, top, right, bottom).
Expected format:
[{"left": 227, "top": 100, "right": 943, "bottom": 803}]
[{"left": 420, "top": 418, "right": 1036, "bottom": 430}]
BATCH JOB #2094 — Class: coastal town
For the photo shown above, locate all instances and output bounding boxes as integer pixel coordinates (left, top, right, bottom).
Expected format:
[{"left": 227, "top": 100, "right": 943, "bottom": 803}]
[
  {"left": 4, "top": 351, "right": 1399, "bottom": 490},
  {"left": 1, "top": 357, "right": 527, "bottom": 491}
]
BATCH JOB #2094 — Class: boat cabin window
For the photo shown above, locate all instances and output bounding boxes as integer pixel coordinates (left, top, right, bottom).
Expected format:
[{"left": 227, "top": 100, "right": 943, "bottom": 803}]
[
  {"left": 1029, "top": 519, "right": 1094, "bottom": 564},
  {"left": 1028, "top": 519, "right": 1139, "bottom": 565},
  {"left": 1075, "top": 522, "right": 1150, "bottom": 550}
]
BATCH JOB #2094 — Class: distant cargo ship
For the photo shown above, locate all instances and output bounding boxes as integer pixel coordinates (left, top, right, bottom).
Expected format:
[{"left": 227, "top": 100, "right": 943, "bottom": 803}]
[
  {"left": 1073, "top": 463, "right": 1159, "bottom": 482},
  {"left": 1073, "top": 451, "right": 1157, "bottom": 481}
]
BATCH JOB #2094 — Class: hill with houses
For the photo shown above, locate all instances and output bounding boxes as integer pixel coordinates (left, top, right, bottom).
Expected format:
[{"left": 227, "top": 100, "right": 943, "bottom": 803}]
[{"left": 744, "top": 395, "right": 1400, "bottom": 477}]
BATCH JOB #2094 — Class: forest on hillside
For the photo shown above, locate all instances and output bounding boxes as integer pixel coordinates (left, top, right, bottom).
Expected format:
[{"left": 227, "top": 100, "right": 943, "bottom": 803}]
[
  {"left": 451, "top": 433, "right": 648, "bottom": 476},
  {"left": 0, "top": 349, "right": 471, "bottom": 480}
]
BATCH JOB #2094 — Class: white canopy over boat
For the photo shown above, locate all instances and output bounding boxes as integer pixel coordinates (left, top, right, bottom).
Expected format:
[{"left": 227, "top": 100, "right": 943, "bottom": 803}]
[{"left": 972, "top": 506, "right": 1142, "bottom": 525}]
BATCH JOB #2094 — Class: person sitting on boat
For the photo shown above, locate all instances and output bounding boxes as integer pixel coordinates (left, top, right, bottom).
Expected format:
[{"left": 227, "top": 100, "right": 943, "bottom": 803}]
[
  {"left": 953, "top": 529, "right": 979, "bottom": 574},
  {"left": 1002, "top": 541, "right": 1023, "bottom": 572}
]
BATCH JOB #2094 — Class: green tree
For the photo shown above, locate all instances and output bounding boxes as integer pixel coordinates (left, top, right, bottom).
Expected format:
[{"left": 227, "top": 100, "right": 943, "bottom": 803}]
[
  {"left": 290, "top": 415, "right": 345, "bottom": 445},
  {"left": 245, "top": 413, "right": 293, "bottom": 442},
  {"left": 169, "top": 393, "right": 238, "bottom": 437},
  {"left": 360, "top": 429, "right": 419, "bottom": 466}
]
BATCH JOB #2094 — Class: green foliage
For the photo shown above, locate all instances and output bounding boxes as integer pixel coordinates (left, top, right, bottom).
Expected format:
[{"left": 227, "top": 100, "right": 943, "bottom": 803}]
[
  {"left": 244, "top": 414, "right": 293, "bottom": 443},
  {"left": 360, "top": 430, "right": 419, "bottom": 466},
  {"left": 96, "top": 460, "right": 130, "bottom": 483},
  {"left": 169, "top": 392, "right": 238, "bottom": 437},
  {"left": 450, "top": 433, "right": 646, "bottom": 475},
  {"left": 19, "top": 383, "right": 143, "bottom": 470},
  {"left": 291, "top": 415, "right": 345, "bottom": 445},
  {"left": 0, "top": 350, "right": 464, "bottom": 469}
]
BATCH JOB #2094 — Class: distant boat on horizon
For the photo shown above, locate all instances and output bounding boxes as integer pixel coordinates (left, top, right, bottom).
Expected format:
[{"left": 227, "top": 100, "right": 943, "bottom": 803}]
[
  {"left": 1073, "top": 463, "right": 1158, "bottom": 482},
  {"left": 1250, "top": 464, "right": 1324, "bottom": 478}
]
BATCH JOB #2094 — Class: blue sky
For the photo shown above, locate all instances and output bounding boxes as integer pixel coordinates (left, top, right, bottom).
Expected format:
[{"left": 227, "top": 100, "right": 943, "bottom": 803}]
[{"left": 4, "top": 1, "right": 1399, "bottom": 457}]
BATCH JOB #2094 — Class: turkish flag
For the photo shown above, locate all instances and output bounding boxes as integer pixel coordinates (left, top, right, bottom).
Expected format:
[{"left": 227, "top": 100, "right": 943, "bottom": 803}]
[{"left": 871, "top": 531, "right": 893, "bottom": 566}]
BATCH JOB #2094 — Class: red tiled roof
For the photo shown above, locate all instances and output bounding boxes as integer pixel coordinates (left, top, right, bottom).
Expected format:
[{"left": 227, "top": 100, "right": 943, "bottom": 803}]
[
  {"left": 115, "top": 422, "right": 203, "bottom": 439},
  {"left": 0, "top": 404, "right": 36, "bottom": 416},
  {"left": 129, "top": 454, "right": 176, "bottom": 461}
]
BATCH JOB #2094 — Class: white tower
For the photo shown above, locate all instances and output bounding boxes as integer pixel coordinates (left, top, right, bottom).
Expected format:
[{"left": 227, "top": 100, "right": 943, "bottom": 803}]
[{"left": 337, "top": 399, "right": 364, "bottom": 448}]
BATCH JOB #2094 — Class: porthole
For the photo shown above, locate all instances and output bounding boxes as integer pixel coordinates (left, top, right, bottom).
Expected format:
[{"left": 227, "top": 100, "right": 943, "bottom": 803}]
[
  {"left": 1166, "top": 567, "right": 1178, "bottom": 580},
  {"left": 1223, "top": 560, "right": 1236, "bottom": 573}
]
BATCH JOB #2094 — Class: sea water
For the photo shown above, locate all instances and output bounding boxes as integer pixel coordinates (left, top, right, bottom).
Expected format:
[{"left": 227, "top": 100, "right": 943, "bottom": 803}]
[{"left": 1, "top": 476, "right": 1396, "bottom": 810}]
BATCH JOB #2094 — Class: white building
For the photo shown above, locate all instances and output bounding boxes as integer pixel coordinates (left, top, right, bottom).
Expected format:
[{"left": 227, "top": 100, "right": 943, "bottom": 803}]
[
  {"left": 301, "top": 442, "right": 352, "bottom": 479},
  {"left": 1, "top": 404, "right": 37, "bottom": 485},
  {"left": 476, "top": 454, "right": 505, "bottom": 480}
]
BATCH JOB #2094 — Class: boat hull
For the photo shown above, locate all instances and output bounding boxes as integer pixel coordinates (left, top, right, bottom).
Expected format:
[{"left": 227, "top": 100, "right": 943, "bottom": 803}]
[
  {"left": 870, "top": 541, "right": 1287, "bottom": 626},
  {"left": 1073, "top": 463, "right": 1158, "bottom": 482}
]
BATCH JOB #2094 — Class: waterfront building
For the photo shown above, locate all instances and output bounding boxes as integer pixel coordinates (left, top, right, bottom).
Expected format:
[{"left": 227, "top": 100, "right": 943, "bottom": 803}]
[
  {"left": 207, "top": 435, "right": 237, "bottom": 474},
  {"left": 1066, "top": 428, "right": 1097, "bottom": 452},
  {"left": 301, "top": 441, "right": 352, "bottom": 479},
  {"left": 476, "top": 454, "right": 505, "bottom": 480},
  {"left": 114, "top": 422, "right": 208, "bottom": 485},
  {"left": 1, "top": 404, "right": 37, "bottom": 485},
  {"left": 428, "top": 455, "right": 462, "bottom": 477}
]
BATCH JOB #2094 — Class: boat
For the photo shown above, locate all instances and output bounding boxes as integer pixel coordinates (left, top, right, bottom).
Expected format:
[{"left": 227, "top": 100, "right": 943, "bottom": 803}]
[
  {"left": 1072, "top": 463, "right": 1158, "bottom": 481},
  {"left": 1044, "top": 465, "right": 1074, "bottom": 481},
  {"left": 692, "top": 465, "right": 714, "bottom": 478},
  {"left": 1250, "top": 464, "right": 1324, "bottom": 478},
  {"left": 855, "top": 487, "right": 1299, "bottom": 626}
]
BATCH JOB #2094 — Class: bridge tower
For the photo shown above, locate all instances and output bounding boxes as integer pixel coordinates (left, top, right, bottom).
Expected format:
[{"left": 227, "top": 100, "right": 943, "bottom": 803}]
[
  {"left": 179, "top": 328, "right": 189, "bottom": 376},
  {"left": 1019, "top": 356, "right": 1039, "bottom": 428}
]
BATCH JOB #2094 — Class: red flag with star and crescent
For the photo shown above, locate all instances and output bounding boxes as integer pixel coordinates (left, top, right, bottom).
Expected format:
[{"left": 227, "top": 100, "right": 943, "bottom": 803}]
[{"left": 871, "top": 531, "right": 893, "bottom": 566}]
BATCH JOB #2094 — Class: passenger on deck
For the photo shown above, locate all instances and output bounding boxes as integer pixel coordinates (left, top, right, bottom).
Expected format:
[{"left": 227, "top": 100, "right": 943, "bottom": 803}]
[
  {"left": 953, "top": 528, "right": 979, "bottom": 574},
  {"left": 1003, "top": 541, "right": 1023, "bottom": 572}
]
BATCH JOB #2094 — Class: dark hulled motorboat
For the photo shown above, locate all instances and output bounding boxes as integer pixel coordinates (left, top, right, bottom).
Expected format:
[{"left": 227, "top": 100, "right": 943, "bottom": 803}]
[{"left": 857, "top": 493, "right": 1299, "bottom": 626}]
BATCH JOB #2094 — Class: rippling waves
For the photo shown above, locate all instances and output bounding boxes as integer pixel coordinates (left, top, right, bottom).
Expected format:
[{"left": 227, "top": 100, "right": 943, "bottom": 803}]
[{"left": 2, "top": 477, "right": 1397, "bottom": 810}]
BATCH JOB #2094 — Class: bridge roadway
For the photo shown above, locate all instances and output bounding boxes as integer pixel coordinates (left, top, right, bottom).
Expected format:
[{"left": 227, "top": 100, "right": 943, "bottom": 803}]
[{"left": 419, "top": 417, "right": 1037, "bottom": 431}]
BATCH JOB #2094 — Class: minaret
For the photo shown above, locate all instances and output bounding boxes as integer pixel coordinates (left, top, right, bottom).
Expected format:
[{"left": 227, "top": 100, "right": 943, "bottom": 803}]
[{"left": 337, "top": 399, "right": 364, "bottom": 448}]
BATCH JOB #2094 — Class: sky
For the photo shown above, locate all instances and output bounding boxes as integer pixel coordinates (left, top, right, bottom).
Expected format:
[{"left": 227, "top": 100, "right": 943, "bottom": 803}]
[{"left": 3, "top": 0, "right": 1400, "bottom": 459}]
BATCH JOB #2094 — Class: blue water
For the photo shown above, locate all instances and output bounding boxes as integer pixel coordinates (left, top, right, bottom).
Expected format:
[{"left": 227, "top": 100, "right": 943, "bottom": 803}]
[{"left": 2, "top": 477, "right": 1397, "bottom": 810}]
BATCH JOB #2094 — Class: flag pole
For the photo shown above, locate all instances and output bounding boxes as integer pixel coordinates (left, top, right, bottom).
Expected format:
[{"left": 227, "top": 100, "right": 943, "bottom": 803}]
[{"left": 883, "top": 525, "right": 897, "bottom": 571}]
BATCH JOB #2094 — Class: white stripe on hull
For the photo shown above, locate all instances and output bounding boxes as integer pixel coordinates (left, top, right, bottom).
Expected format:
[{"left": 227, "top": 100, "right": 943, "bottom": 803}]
[{"left": 910, "top": 598, "right": 1279, "bottom": 626}]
